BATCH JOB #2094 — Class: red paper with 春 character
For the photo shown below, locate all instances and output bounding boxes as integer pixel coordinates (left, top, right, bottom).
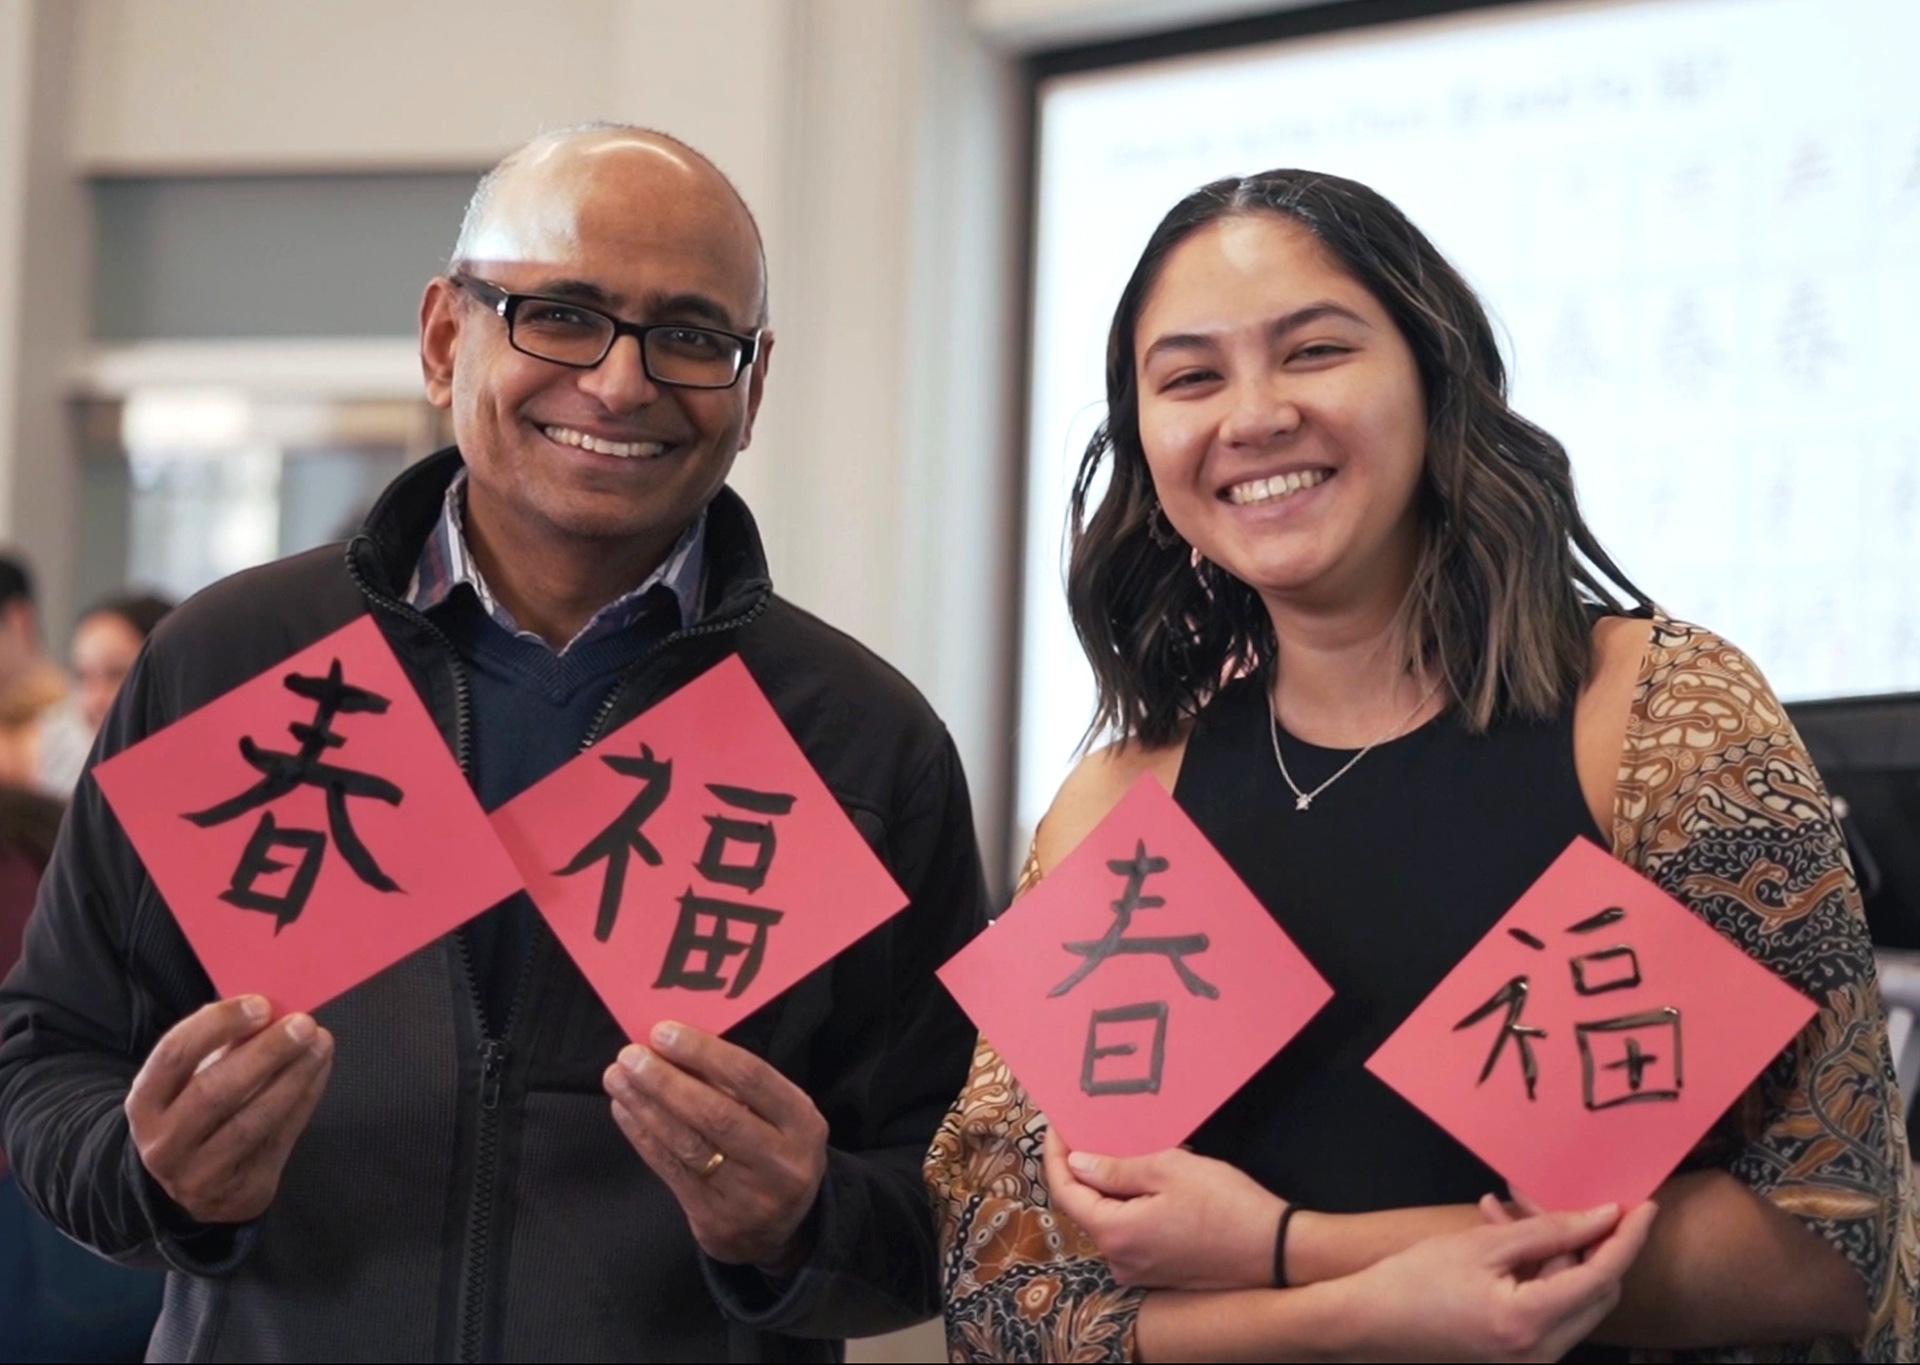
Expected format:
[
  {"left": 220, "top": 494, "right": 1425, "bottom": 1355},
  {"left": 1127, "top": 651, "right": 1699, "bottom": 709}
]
[
  {"left": 92, "top": 615, "right": 524, "bottom": 1016},
  {"left": 489, "top": 654, "right": 908, "bottom": 1041},
  {"left": 938, "top": 774, "right": 1332, "bottom": 1156},
  {"left": 1366, "top": 837, "right": 1817, "bottom": 1210}
]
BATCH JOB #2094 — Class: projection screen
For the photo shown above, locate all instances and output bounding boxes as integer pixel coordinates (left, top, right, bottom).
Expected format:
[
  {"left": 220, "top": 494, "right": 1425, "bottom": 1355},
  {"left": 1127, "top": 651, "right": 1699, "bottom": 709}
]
[{"left": 1016, "top": 0, "right": 1920, "bottom": 851}]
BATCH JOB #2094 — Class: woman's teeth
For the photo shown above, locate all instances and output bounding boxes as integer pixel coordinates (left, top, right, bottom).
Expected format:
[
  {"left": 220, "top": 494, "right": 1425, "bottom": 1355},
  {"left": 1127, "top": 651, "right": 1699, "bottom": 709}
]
[
  {"left": 542, "top": 425, "right": 667, "bottom": 459},
  {"left": 1227, "top": 468, "right": 1331, "bottom": 506}
]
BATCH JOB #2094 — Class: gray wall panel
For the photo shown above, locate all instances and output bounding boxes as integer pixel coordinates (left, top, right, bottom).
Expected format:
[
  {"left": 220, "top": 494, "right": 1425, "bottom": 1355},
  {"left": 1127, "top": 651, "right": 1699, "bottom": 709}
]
[{"left": 93, "top": 173, "right": 480, "bottom": 339}]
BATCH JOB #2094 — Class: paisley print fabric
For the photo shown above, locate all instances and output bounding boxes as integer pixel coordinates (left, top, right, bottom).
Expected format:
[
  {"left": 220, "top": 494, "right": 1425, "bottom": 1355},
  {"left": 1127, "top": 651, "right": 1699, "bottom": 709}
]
[
  {"left": 1614, "top": 620, "right": 1919, "bottom": 1363},
  {"left": 924, "top": 617, "right": 1919, "bottom": 1362}
]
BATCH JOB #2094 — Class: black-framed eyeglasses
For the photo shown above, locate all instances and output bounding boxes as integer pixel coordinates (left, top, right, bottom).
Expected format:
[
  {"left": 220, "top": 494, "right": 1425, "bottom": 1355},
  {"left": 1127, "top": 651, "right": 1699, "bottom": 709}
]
[{"left": 450, "top": 274, "right": 761, "bottom": 390}]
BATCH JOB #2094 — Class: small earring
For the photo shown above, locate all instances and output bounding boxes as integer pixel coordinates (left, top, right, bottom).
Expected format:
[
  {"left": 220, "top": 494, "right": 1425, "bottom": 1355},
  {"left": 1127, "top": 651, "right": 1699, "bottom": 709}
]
[{"left": 1148, "top": 500, "right": 1181, "bottom": 549}]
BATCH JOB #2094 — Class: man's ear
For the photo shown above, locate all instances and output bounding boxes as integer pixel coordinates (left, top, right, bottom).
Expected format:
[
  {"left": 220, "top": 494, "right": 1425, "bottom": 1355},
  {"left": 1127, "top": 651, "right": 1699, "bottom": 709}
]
[
  {"left": 419, "top": 277, "right": 462, "bottom": 409},
  {"left": 738, "top": 330, "right": 775, "bottom": 452}
]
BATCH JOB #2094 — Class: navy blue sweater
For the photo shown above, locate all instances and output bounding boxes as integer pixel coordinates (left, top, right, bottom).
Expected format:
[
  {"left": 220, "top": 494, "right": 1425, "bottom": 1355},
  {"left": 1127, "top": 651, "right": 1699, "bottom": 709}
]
[{"left": 429, "top": 588, "right": 681, "bottom": 1030}]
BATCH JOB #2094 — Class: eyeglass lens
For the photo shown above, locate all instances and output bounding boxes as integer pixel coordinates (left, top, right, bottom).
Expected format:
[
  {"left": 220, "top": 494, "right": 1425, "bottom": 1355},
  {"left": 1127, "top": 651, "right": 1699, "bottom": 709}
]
[{"left": 509, "top": 299, "right": 743, "bottom": 387}]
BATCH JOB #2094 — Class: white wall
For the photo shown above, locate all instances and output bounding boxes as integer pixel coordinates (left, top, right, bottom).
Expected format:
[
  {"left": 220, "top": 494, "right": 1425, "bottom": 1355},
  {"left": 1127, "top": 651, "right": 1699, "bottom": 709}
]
[{"left": 0, "top": 0, "right": 88, "bottom": 642}]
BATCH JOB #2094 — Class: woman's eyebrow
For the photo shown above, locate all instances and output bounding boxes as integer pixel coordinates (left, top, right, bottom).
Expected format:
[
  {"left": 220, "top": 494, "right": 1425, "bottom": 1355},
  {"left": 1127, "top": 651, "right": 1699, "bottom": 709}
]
[{"left": 1142, "top": 301, "right": 1371, "bottom": 365}]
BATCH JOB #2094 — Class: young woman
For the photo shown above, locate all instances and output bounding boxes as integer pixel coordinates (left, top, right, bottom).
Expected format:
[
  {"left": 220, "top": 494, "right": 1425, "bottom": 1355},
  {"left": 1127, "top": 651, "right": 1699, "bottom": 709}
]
[{"left": 928, "top": 171, "right": 1918, "bottom": 1361}]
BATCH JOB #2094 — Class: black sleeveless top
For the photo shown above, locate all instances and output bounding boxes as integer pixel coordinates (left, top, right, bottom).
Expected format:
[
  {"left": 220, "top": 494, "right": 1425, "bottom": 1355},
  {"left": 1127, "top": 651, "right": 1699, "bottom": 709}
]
[{"left": 1176, "top": 673, "right": 1606, "bottom": 1213}]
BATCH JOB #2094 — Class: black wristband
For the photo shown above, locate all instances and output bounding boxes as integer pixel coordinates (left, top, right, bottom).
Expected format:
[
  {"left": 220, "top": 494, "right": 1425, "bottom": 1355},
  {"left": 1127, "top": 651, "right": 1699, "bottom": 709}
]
[{"left": 1272, "top": 1203, "right": 1300, "bottom": 1289}]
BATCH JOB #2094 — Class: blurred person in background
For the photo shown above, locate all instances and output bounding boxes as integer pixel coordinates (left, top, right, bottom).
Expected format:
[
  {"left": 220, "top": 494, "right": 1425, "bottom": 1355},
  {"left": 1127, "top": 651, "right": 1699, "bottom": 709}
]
[
  {"left": 0, "top": 664, "right": 63, "bottom": 791},
  {"left": 0, "top": 554, "right": 46, "bottom": 692},
  {"left": 0, "top": 125, "right": 987, "bottom": 1362},
  {"left": 0, "top": 681, "right": 164, "bottom": 1360},
  {"left": 35, "top": 592, "right": 176, "bottom": 794},
  {"left": 0, "top": 555, "right": 75, "bottom": 784}
]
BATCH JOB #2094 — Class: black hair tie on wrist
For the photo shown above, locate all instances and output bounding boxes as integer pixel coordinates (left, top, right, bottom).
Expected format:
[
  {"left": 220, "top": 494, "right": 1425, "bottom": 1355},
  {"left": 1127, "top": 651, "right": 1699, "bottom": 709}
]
[{"left": 1273, "top": 1203, "right": 1300, "bottom": 1289}]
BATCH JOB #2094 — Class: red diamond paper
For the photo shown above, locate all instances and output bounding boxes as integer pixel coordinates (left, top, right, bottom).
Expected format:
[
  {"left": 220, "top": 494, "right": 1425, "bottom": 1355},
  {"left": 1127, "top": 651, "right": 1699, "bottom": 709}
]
[
  {"left": 93, "top": 615, "right": 525, "bottom": 1016},
  {"left": 1366, "top": 837, "right": 1817, "bottom": 1210},
  {"left": 490, "top": 654, "right": 908, "bottom": 1041},
  {"left": 938, "top": 774, "right": 1332, "bottom": 1156}
]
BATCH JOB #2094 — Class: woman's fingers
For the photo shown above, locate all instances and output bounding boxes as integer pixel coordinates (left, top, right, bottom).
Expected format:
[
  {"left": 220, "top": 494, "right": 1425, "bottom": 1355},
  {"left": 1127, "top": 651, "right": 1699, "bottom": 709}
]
[
  {"left": 1574, "top": 1200, "right": 1659, "bottom": 1280},
  {"left": 1063, "top": 1148, "right": 1171, "bottom": 1198},
  {"left": 1041, "top": 1129, "right": 1107, "bottom": 1225},
  {"left": 1478, "top": 1204, "right": 1619, "bottom": 1270}
]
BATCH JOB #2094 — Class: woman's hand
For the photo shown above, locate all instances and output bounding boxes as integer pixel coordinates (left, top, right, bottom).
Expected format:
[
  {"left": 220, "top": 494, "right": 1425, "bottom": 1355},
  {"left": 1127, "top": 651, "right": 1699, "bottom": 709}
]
[
  {"left": 1042, "top": 1128, "right": 1283, "bottom": 1290},
  {"left": 1343, "top": 1200, "right": 1658, "bottom": 1362},
  {"left": 1481, "top": 1190, "right": 1577, "bottom": 1279}
]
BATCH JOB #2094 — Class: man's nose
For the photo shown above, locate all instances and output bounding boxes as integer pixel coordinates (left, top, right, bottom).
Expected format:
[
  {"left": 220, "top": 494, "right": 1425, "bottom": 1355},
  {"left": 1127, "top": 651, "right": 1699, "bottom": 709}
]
[
  {"left": 1219, "top": 373, "right": 1302, "bottom": 448},
  {"left": 577, "top": 334, "right": 661, "bottom": 412}
]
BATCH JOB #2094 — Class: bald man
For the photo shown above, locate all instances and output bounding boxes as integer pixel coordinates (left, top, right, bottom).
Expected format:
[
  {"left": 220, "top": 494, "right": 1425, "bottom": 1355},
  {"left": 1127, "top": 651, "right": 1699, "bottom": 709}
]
[{"left": 0, "top": 126, "right": 990, "bottom": 1361}]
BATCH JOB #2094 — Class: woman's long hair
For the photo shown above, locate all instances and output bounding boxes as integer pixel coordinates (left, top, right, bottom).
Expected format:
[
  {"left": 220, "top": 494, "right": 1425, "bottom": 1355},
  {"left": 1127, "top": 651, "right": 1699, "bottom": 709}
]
[{"left": 1067, "top": 170, "right": 1646, "bottom": 748}]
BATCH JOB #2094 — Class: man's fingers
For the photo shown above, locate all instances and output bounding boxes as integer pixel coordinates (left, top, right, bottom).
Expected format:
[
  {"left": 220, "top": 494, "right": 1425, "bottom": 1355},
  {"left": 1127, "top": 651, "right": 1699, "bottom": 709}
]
[
  {"left": 616, "top": 1045, "right": 780, "bottom": 1162},
  {"left": 1480, "top": 1193, "right": 1513, "bottom": 1225},
  {"left": 607, "top": 1068, "right": 722, "bottom": 1172},
  {"left": 129, "top": 996, "right": 274, "bottom": 1114},
  {"left": 191, "top": 1037, "right": 332, "bottom": 1183},
  {"left": 609, "top": 1094, "right": 709, "bottom": 1204},
  {"left": 647, "top": 1022, "right": 808, "bottom": 1128},
  {"left": 171, "top": 1016, "right": 327, "bottom": 1148}
]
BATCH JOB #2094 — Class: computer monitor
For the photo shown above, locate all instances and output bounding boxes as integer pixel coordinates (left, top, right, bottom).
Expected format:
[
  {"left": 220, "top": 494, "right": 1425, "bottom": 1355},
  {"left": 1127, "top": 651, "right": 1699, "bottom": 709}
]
[{"left": 1789, "top": 694, "right": 1920, "bottom": 950}]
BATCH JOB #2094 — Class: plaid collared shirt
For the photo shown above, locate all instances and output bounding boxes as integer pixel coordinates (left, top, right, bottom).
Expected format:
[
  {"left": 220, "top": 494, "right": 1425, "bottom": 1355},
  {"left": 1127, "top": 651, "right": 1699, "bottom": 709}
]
[{"left": 405, "top": 469, "right": 705, "bottom": 655}]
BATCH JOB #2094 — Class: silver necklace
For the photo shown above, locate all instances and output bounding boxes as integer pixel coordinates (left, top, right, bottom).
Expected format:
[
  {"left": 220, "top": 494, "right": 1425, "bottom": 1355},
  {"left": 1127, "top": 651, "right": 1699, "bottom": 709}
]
[{"left": 1267, "top": 679, "right": 1442, "bottom": 811}]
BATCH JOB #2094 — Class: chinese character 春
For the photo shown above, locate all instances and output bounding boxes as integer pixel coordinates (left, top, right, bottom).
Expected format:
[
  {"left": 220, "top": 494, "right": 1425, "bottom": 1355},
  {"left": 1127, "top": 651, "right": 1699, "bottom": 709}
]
[
  {"left": 1054, "top": 842, "right": 1216, "bottom": 1098},
  {"left": 653, "top": 782, "right": 796, "bottom": 998},
  {"left": 555, "top": 744, "right": 672, "bottom": 942},
  {"left": 183, "top": 658, "right": 403, "bottom": 930},
  {"left": 1050, "top": 841, "right": 1218, "bottom": 1000},
  {"left": 1081, "top": 1002, "right": 1169, "bottom": 1095}
]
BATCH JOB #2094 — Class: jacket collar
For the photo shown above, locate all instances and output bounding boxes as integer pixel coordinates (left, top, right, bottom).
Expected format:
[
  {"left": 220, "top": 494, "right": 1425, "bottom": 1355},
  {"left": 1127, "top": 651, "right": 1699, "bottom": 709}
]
[{"left": 346, "top": 446, "right": 774, "bottom": 629}]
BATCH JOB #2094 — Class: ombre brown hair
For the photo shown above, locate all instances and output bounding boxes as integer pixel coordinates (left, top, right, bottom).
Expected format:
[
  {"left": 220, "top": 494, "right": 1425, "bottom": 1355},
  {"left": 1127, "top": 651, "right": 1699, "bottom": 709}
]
[{"left": 1067, "top": 169, "right": 1645, "bottom": 748}]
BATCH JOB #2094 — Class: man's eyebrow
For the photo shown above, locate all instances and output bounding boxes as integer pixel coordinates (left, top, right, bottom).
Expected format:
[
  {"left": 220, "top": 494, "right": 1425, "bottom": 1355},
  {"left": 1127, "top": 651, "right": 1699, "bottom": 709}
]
[
  {"left": 527, "top": 278, "right": 619, "bottom": 307},
  {"left": 641, "top": 291, "right": 742, "bottom": 331},
  {"left": 1141, "top": 302, "right": 1371, "bottom": 365},
  {"left": 519, "top": 281, "right": 745, "bottom": 332}
]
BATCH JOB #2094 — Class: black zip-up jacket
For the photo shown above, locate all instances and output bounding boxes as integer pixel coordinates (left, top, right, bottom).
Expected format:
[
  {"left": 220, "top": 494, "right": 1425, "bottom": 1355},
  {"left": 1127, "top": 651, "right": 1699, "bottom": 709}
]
[{"left": 0, "top": 450, "right": 990, "bottom": 1361}]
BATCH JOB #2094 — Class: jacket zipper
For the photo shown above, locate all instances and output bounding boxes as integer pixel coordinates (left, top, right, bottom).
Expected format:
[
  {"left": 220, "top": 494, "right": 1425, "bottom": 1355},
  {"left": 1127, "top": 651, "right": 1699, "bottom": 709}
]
[
  {"left": 579, "top": 600, "right": 769, "bottom": 751},
  {"left": 347, "top": 554, "right": 498, "bottom": 1359},
  {"left": 346, "top": 541, "right": 767, "bottom": 1361}
]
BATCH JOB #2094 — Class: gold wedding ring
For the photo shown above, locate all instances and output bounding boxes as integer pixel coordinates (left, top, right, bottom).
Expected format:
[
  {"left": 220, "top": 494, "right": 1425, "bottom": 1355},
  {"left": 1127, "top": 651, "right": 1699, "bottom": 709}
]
[{"left": 697, "top": 1149, "right": 726, "bottom": 1179}]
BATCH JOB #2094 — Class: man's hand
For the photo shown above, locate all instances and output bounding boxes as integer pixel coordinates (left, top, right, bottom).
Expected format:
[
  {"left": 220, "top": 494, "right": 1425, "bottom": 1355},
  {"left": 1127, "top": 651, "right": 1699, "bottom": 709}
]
[
  {"left": 125, "top": 995, "right": 334, "bottom": 1225},
  {"left": 604, "top": 1021, "right": 827, "bottom": 1271}
]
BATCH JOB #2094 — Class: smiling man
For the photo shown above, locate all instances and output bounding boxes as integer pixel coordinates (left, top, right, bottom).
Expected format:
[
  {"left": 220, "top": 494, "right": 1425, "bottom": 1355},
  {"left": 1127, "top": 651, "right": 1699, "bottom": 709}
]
[{"left": 0, "top": 126, "right": 990, "bottom": 1361}]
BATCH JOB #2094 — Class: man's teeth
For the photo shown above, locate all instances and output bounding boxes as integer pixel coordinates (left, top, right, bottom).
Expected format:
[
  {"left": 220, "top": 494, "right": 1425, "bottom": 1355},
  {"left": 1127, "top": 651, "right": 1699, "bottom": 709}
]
[
  {"left": 542, "top": 425, "right": 667, "bottom": 459},
  {"left": 1228, "top": 468, "right": 1331, "bottom": 506}
]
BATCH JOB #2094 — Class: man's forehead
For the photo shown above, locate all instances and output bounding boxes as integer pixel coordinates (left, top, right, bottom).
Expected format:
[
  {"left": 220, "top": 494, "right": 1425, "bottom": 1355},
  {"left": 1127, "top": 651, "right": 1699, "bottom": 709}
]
[{"left": 460, "top": 133, "right": 764, "bottom": 320}]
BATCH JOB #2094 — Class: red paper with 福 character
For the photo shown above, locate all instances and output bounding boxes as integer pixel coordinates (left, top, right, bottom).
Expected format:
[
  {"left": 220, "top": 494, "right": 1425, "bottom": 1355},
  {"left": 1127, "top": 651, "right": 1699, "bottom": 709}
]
[
  {"left": 490, "top": 654, "right": 909, "bottom": 1042},
  {"left": 1366, "top": 837, "right": 1817, "bottom": 1210}
]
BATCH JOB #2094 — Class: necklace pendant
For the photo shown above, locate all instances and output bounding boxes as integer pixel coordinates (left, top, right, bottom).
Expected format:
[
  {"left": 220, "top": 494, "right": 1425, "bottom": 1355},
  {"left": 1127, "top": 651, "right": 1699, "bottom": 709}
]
[{"left": 1295, "top": 793, "right": 1313, "bottom": 811}]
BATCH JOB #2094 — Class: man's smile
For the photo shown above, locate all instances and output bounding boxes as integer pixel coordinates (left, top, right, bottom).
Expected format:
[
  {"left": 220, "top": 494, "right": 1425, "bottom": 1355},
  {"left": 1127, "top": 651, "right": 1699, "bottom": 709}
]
[{"left": 537, "top": 423, "right": 673, "bottom": 460}]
